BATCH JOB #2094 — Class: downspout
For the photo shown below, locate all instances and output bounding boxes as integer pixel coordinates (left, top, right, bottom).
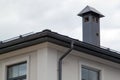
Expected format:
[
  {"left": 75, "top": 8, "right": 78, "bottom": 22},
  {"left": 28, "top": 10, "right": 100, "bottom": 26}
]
[{"left": 58, "top": 41, "right": 74, "bottom": 80}]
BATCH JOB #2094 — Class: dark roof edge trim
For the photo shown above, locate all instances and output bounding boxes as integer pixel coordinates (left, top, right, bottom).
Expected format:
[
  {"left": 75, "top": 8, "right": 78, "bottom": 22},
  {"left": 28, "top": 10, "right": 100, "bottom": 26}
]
[{"left": 0, "top": 30, "right": 120, "bottom": 64}]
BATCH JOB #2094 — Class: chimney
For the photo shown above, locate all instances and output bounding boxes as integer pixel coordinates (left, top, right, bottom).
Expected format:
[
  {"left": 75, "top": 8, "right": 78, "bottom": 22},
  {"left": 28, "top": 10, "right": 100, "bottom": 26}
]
[{"left": 78, "top": 6, "right": 104, "bottom": 46}]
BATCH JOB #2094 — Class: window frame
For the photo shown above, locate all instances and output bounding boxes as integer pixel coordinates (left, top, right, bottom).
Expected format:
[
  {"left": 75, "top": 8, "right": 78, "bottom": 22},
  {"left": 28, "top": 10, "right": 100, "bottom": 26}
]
[
  {"left": 7, "top": 61, "right": 27, "bottom": 80},
  {"left": 81, "top": 65, "right": 100, "bottom": 80},
  {"left": 2, "top": 56, "right": 29, "bottom": 80}
]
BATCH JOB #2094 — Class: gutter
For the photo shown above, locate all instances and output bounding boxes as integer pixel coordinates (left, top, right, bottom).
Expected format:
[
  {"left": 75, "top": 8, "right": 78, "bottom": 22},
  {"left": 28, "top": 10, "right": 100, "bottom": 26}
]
[{"left": 58, "top": 41, "right": 74, "bottom": 80}]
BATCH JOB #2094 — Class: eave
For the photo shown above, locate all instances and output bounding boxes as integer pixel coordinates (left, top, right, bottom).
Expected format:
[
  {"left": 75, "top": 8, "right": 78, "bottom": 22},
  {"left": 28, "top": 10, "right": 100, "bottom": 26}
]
[{"left": 0, "top": 30, "right": 120, "bottom": 64}]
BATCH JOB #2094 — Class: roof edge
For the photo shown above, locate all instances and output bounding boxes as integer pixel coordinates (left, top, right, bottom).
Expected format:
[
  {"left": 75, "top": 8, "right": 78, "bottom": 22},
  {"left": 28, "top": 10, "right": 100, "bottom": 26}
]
[{"left": 0, "top": 30, "right": 120, "bottom": 64}]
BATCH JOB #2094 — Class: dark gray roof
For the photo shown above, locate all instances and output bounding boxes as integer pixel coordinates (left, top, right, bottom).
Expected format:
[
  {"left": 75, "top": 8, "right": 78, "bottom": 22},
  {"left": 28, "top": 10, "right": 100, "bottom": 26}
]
[
  {"left": 78, "top": 6, "right": 104, "bottom": 17},
  {"left": 0, "top": 29, "right": 120, "bottom": 64}
]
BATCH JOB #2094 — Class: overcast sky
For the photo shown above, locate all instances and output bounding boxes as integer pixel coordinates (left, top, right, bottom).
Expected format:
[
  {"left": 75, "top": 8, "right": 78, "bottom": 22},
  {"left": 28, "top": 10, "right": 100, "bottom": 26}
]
[{"left": 0, "top": 0, "right": 120, "bottom": 51}]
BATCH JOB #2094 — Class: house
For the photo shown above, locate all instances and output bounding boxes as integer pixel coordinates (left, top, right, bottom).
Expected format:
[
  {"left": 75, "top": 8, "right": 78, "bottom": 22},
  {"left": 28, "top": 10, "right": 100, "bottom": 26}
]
[{"left": 0, "top": 6, "right": 120, "bottom": 80}]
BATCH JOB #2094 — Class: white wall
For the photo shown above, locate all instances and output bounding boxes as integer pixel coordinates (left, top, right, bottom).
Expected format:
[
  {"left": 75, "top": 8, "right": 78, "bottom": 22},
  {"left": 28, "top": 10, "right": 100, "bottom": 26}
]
[
  {"left": 0, "top": 43, "right": 47, "bottom": 80},
  {"left": 60, "top": 51, "right": 120, "bottom": 80},
  {"left": 0, "top": 43, "right": 58, "bottom": 80},
  {"left": 37, "top": 47, "right": 58, "bottom": 80},
  {"left": 0, "top": 42, "right": 120, "bottom": 80}
]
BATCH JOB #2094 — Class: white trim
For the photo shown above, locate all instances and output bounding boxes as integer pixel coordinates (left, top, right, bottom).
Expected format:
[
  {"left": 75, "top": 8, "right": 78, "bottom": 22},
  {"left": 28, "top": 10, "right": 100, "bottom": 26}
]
[
  {"left": 82, "top": 65, "right": 101, "bottom": 80},
  {"left": 82, "top": 65, "right": 101, "bottom": 72},
  {"left": 79, "top": 60, "right": 104, "bottom": 80},
  {"left": 2, "top": 56, "right": 30, "bottom": 80},
  {"left": 80, "top": 65, "right": 103, "bottom": 80}
]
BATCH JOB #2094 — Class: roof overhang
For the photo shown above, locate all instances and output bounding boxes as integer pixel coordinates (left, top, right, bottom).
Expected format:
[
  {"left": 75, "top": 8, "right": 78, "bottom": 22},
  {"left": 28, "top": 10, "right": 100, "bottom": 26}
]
[{"left": 0, "top": 30, "right": 120, "bottom": 64}]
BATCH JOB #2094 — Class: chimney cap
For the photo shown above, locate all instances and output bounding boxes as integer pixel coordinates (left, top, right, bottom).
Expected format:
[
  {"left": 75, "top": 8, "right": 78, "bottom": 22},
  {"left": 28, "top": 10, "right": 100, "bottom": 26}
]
[{"left": 78, "top": 6, "right": 104, "bottom": 17}]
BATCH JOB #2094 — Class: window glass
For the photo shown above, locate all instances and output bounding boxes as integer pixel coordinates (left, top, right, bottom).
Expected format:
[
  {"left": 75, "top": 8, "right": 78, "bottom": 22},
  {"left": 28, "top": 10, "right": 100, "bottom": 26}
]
[
  {"left": 82, "top": 66, "right": 99, "bottom": 80},
  {"left": 7, "top": 62, "right": 27, "bottom": 80},
  {"left": 82, "top": 68, "right": 89, "bottom": 80},
  {"left": 19, "top": 63, "right": 27, "bottom": 76},
  {"left": 89, "top": 70, "right": 98, "bottom": 80},
  {"left": 12, "top": 66, "right": 19, "bottom": 78},
  {"left": 8, "top": 66, "right": 13, "bottom": 78}
]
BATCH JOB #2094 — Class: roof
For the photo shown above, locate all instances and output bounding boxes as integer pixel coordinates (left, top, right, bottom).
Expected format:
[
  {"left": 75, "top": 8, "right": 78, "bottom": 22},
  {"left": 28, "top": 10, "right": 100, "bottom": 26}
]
[
  {"left": 0, "top": 29, "right": 120, "bottom": 64},
  {"left": 78, "top": 6, "right": 104, "bottom": 17}
]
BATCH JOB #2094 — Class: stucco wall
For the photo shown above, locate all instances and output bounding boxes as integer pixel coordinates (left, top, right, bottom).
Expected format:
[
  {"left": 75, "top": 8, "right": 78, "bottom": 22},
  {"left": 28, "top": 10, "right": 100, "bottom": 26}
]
[
  {"left": 0, "top": 42, "right": 120, "bottom": 80},
  {"left": 0, "top": 51, "right": 37, "bottom": 80},
  {"left": 60, "top": 51, "right": 120, "bottom": 80},
  {"left": 0, "top": 43, "right": 47, "bottom": 80}
]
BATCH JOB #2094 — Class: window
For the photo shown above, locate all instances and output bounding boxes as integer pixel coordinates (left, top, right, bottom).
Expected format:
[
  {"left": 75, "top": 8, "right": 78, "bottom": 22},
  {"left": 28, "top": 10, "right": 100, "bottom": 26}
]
[
  {"left": 82, "top": 66, "right": 100, "bottom": 80},
  {"left": 7, "top": 62, "right": 27, "bottom": 80}
]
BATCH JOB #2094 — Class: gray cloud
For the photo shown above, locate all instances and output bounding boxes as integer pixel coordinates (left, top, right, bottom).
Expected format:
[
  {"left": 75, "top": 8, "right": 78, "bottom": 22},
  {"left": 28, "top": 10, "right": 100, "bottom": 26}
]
[{"left": 0, "top": 0, "right": 120, "bottom": 51}]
